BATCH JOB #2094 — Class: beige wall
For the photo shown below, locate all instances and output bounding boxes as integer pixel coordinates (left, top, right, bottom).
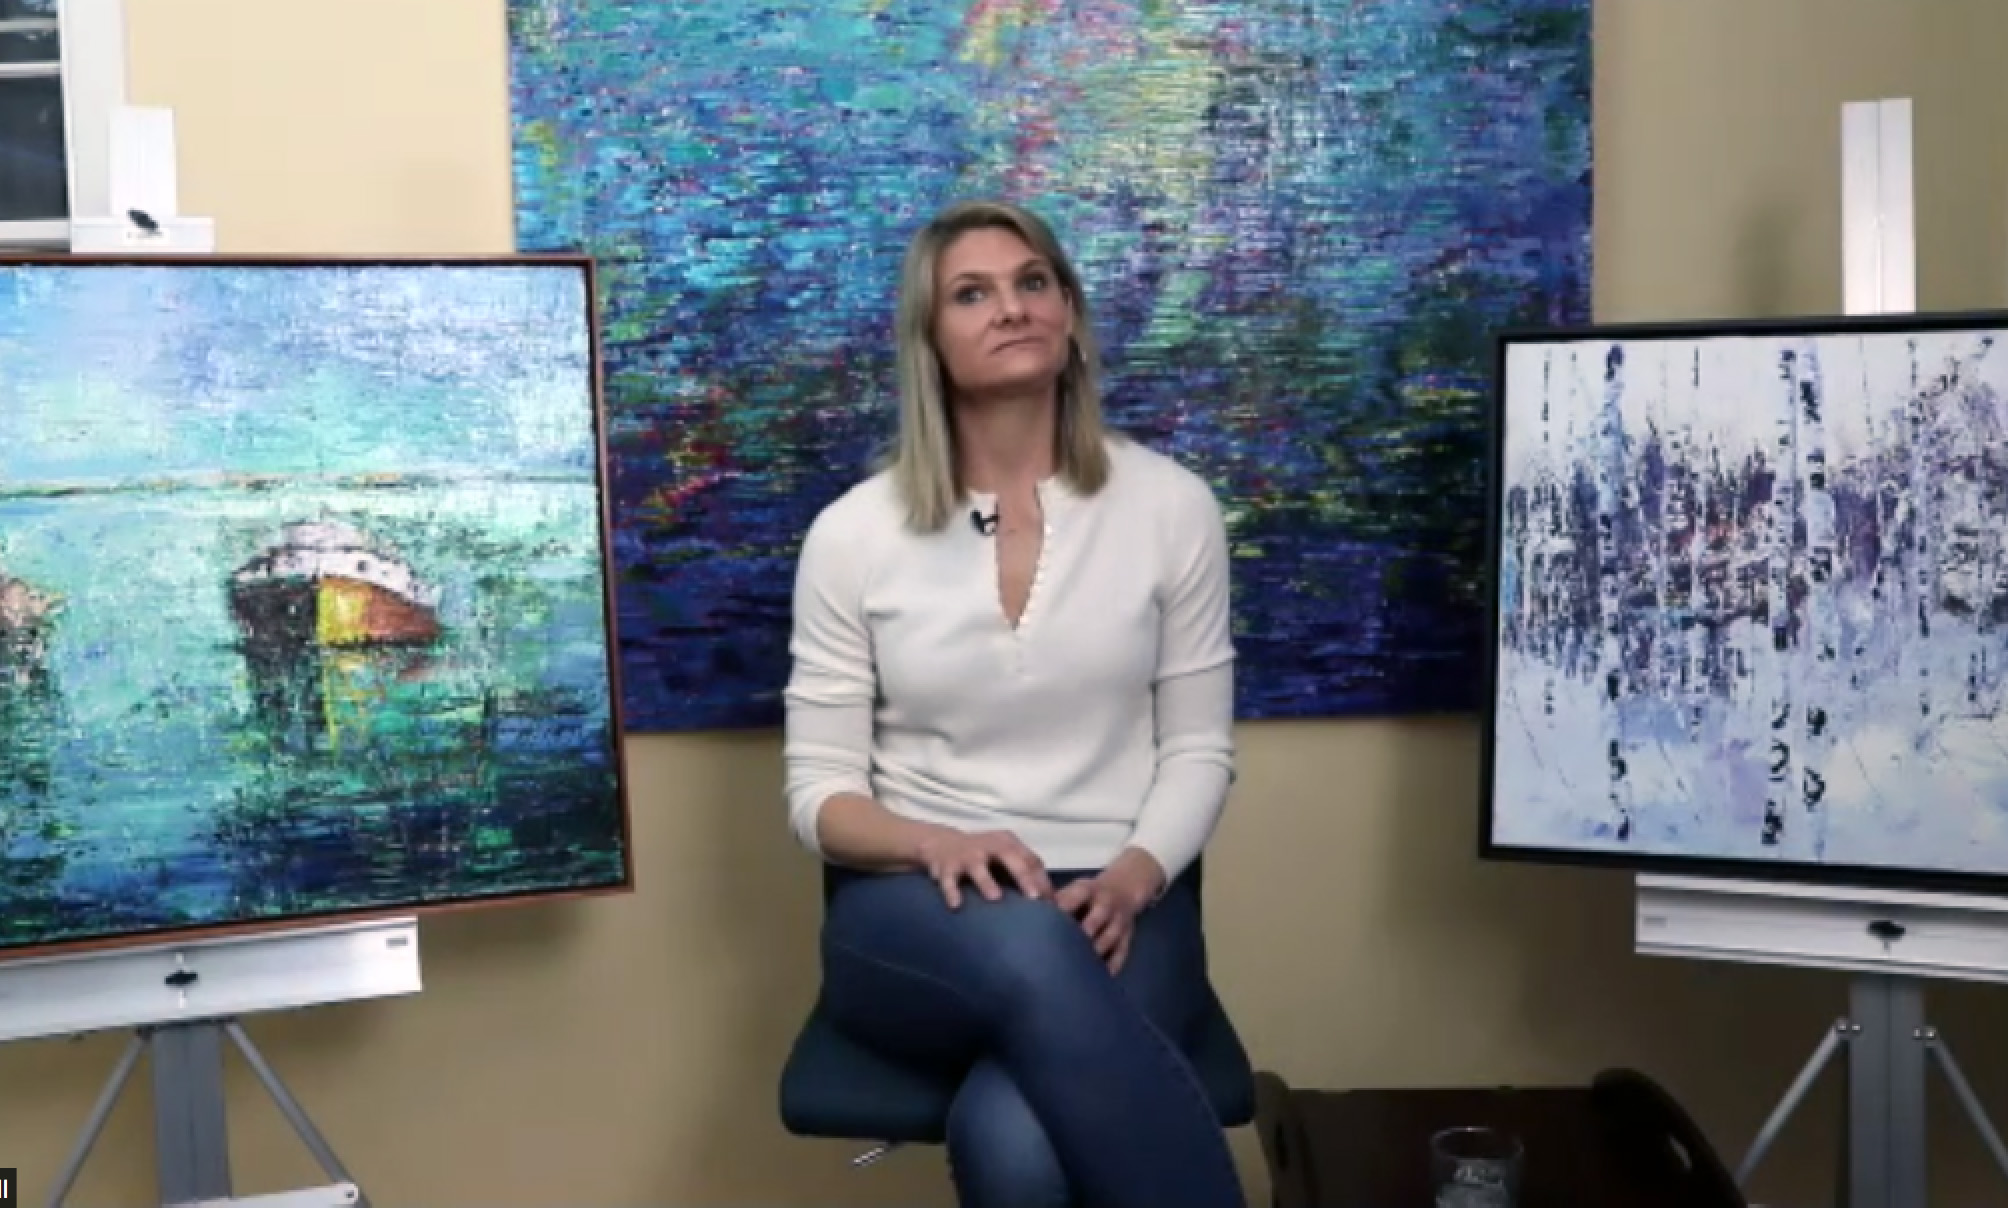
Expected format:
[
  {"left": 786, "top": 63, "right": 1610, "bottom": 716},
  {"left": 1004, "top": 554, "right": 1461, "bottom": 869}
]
[{"left": 6, "top": 0, "right": 2008, "bottom": 1204}]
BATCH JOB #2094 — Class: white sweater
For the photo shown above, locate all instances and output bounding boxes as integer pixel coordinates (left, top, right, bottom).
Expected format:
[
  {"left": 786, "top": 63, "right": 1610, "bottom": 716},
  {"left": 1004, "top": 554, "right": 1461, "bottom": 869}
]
[{"left": 782, "top": 435, "right": 1237, "bottom": 883}]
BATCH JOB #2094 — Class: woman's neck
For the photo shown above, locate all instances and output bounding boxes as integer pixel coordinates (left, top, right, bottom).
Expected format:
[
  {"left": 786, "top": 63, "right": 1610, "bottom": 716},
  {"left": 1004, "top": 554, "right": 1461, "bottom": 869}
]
[{"left": 954, "top": 390, "right": 1059, "bottom": 495}]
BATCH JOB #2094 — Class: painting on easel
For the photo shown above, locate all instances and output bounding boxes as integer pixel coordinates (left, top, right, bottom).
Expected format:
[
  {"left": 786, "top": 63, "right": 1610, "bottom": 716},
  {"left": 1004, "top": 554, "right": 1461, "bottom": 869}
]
[
  {"left": 1483, "top": 311, "right": 2008, "bottom": 894},
  {"left": 0, "top": 257, "right": 632, "bottom": 958}
]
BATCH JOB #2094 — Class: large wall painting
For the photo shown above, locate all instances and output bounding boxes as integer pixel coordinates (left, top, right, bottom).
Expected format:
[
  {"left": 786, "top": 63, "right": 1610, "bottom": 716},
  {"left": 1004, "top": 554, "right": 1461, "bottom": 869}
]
[{"left": 507, "top": 0, "right": 1593, "bottom": 731}]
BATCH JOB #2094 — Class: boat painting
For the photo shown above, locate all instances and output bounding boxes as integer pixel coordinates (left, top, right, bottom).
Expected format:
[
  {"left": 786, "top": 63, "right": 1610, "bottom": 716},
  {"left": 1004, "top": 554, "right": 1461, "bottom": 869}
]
[
  {"left": 0, "top": 258, "right": 631, "bottom": 959},
  {"left": 231, "top": 520, "right": 443, "bottom": 653}
]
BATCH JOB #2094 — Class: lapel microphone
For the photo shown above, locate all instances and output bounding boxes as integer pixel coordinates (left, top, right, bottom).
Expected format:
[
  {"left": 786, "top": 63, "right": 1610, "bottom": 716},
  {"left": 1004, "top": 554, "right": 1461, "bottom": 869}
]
[{"left": 970, "top": 509, "right": 999, "bottom": 536}]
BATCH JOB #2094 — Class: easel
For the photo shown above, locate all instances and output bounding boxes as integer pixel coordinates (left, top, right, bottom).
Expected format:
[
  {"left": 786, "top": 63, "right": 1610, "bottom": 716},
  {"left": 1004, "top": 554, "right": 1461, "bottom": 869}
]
[
  {"left": 1637, "top": 99, "right": 2008, "bottom": 1208},
  {"left": 49, "top": 1019, "right": 364, "bottom": 1208},
  {"left": 12, "top": 915, "right": 421, "bottom": 1208}
]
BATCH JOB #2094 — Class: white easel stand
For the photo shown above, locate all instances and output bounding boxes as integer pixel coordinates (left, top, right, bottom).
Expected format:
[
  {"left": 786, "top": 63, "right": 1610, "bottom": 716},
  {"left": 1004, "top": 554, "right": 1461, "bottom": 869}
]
[
  {"left": 68, "top": 211, "right": 215, "bottom": 254},
  {"left": 68, "top": 100, "right": 215, "bottom": 255},
  {"left": 1635, "top": 98, "right": 2008, "bottom": 1208},
  {"left": 14, "top": 916, "right": 423, "bottom": 1208}
]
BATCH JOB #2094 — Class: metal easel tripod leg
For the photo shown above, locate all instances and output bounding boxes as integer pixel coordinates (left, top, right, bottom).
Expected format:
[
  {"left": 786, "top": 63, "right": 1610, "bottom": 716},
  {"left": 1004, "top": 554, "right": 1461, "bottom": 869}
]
[
  {"left": 1735, "top": 974, "right": 2008, "bottom": 1207},
  {"left": 44, "top": 1017, "right": 366, "bottom": 1208},
  {"left": 1920, "top": 1026, "right": 2008, "bottom": 1186},
  {"left": 1735, "top": 1014, "right": 1853, "bottom": 1188}
]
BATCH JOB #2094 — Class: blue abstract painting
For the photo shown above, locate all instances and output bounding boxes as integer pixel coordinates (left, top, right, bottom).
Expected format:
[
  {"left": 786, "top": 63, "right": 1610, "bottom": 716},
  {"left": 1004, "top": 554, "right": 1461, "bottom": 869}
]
[
  {"left": 507, "top": 0, "right": 1593, "bottom": 732},
  {"left": 1489, "top": 322, "right": 2008, "bottom": 886},
  {"left": 0, "top": 260, "right": 630, "bottom": 955}
]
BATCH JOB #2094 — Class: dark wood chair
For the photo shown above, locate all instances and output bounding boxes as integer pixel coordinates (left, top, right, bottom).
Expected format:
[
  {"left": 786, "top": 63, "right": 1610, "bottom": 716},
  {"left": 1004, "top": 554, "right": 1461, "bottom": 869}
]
[
  {"left": 1254, "top": 1067, "right": 1746, "bottom": 1207},
  {"left": 1590, "top": 1067, "right": 1747, "bottom": 1207}
]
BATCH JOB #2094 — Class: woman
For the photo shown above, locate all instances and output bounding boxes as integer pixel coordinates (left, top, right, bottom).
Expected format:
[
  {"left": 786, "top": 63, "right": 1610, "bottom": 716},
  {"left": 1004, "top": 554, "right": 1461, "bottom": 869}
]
[{"left": 783, "top": 198, "right": 1245, "bottom": 1208}]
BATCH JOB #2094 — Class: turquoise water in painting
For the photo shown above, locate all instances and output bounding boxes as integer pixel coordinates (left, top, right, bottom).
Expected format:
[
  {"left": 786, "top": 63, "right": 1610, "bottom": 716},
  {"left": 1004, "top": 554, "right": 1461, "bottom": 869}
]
[
  {"left": 0, "top": 480, "right": 625, "bottom": 949},
  {"left": 0, "top": 263, "right": 627, "bottom": 953}
]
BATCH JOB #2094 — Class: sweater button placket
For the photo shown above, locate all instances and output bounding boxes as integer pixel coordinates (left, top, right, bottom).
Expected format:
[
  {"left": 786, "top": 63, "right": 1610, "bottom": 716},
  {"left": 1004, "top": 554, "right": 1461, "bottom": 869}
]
[{"left": 1019, "top": 521, "right": 1054, "bottom": 675}]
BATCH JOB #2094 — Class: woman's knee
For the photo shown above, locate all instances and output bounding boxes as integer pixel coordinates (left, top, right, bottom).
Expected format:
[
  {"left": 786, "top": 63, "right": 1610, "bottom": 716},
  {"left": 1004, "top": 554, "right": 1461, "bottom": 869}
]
[
  {"left": 826, "top": 872, "right": 1104, "bottom": 1005},
  {"left": 947, "top": 1061, "right": 1071, "bottom": 1208}
]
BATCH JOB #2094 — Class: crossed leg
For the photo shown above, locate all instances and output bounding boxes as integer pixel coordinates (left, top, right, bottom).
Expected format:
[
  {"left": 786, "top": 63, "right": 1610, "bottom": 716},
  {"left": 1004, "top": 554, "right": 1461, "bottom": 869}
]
[{"left": 821, "top": 869, "right": 1240, "bottom": 1208}]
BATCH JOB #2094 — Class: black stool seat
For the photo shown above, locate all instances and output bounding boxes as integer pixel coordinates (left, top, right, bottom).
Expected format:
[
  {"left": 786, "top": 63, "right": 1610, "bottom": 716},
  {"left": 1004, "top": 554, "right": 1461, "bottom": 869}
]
[
  {"left": 780, "top": 1007, "right": 961, "bottom": 1143},
  {"left": 779, "top": 861, "right": 1255, "bottom": 1146}
]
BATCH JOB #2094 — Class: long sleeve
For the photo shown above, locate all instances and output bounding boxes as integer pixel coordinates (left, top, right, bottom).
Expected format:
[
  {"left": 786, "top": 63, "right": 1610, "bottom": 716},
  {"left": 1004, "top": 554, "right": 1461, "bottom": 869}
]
[
  {"left": 1124, "top": 473, "right": 1237, "bottom": 884},
  {"left": 781, "top": 506, "right": 877, "bottom": 856},
  {"left": 1125, "top": 662, "right": 1235, "bottom": 885}
]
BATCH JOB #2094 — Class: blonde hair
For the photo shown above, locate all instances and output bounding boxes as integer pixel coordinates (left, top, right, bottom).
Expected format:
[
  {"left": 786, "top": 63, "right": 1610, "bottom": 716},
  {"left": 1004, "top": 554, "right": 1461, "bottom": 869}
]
[{"left": 882, "top": 199, "right": 1112, "bottom": 532}]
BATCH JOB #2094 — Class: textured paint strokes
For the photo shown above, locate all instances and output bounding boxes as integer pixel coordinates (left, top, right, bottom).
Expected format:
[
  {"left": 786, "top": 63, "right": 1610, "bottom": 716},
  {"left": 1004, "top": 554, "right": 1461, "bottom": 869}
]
[
  {"left": 1490, "top": 328, "right": 2008, "bottom": 881},
  {"left": 507, "top": 0, "right": 1593, "bottom": 731},
  {"left": 0, "top": 262, "right": 629, "bottom": 955}
]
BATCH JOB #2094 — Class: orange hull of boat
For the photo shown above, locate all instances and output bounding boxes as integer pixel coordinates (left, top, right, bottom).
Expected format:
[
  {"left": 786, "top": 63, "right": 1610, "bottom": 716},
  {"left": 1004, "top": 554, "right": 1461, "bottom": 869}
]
[{"left": 315, "top": 576, "right": 440, "bottom": 647}]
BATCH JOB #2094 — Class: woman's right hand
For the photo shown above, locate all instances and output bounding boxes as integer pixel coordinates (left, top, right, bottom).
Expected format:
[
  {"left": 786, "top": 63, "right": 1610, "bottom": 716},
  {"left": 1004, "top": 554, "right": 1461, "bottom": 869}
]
[{"left": 914, "top": 827, "right": 1052, "bottom": 909}]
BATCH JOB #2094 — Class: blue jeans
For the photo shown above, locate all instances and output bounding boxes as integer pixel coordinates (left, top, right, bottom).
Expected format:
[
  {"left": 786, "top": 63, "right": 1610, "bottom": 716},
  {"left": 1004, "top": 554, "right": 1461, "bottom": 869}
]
[{"left": 820, "top": 866, "right": 1245, "bottom": 1208}]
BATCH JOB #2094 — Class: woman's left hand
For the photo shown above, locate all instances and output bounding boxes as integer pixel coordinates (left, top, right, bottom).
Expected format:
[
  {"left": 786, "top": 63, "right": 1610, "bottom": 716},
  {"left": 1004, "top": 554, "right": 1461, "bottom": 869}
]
[{"left": 1054, "top": 848, "right": 1166, "bottom": 974}]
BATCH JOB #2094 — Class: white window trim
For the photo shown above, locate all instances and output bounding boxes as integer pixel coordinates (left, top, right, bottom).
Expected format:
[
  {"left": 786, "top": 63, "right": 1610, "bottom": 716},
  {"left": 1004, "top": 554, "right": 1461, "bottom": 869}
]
[{"left": 0, "top": 0, "right": 128, "bottom": 250}]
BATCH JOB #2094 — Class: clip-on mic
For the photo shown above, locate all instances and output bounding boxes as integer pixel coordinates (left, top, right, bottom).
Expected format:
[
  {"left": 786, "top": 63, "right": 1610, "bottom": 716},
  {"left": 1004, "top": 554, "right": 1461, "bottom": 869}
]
[{"left": 970, "top": 509, "right": 999, "bottom": 536}]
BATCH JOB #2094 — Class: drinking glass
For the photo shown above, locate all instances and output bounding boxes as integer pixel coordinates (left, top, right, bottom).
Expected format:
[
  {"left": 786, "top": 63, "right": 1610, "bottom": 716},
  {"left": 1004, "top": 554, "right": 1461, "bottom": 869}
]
[{"left": 1430, "top": 1125, "right": 1523, "bottom": 1208}]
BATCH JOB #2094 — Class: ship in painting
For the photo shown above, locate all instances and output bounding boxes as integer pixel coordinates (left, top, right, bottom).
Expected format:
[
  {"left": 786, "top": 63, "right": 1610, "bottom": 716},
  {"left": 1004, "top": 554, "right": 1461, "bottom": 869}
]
[{"left": 229, "top": 520, "right": 442, "bottom": 654}]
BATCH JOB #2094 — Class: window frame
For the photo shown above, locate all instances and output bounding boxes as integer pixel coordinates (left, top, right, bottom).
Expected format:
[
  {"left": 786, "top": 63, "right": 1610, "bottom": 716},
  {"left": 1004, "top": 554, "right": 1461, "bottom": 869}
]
[{"left": 0, "top": 0, "right": 129, "bottom": 250}]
